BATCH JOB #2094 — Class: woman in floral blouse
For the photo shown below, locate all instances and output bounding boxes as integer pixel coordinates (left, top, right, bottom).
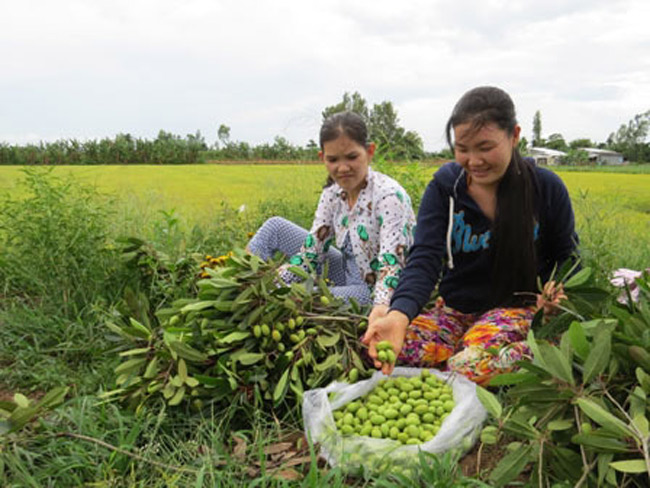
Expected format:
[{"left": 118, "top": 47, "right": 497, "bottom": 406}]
[{"left": 248, "top": 111, "right": 416, "bottom": 308}]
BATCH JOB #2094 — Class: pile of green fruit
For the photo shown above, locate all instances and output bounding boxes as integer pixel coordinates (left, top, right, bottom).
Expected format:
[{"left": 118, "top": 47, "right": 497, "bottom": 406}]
[
  {"left": 332, "top": 370, "right": 455, "bottom": 445},
  {"left": 104, "top": 250, "right": 371, "bottom": 414}
]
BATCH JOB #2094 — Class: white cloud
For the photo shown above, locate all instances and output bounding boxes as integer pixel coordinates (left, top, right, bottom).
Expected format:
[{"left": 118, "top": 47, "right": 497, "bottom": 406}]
[{"left": 0, "top": 0, "right": 648, "bottom": 150}]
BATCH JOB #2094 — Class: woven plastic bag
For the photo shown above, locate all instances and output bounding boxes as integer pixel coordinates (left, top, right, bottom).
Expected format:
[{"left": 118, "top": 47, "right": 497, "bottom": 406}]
[{"left": 302, "top": 367, "right": 487, "bottom": 474}]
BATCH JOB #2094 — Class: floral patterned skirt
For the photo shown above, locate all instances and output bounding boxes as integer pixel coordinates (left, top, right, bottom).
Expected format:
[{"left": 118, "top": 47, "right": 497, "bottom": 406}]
[{"left": 398, "top": 298, "right": 534, "bottom": 385}]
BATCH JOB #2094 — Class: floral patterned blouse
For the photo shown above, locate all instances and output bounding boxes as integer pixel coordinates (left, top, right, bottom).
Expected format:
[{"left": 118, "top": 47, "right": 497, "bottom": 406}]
[{"left": 283, "top": 168, "right": 416, "bottom": 306}]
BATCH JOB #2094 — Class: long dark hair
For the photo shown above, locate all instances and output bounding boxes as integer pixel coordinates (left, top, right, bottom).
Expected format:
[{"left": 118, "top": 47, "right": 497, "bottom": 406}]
[
  {"left": 445, "top": 86, "right": 538, "bottom": 308},
  {"left": 320, "top": 111, "right": 369, "bottom": 187}
]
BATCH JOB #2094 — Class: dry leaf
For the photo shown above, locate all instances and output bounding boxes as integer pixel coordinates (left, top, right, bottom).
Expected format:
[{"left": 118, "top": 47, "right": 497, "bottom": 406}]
[
  {"left": 264, "top": 442, "right": 293, "bottom": 455},
  {"left": 271, "top": 468, "right": 303, "bottom": 481},
  {"left": 232, "top": 434, "right": 247, "bottom": 461}
]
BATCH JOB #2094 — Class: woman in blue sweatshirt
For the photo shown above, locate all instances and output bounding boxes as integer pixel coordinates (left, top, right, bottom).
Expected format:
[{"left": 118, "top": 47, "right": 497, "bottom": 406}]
[{"left": 363, "top": 86, "right": 578, "bottom": 384}]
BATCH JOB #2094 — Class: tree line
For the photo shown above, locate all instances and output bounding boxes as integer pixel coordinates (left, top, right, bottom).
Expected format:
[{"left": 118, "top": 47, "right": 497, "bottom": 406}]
[
  {"left": 1, "top": 94, "right": 647, "bottom": 165},
  {"left": 530, "top": 109, "right": 650, "bottom": 163}
]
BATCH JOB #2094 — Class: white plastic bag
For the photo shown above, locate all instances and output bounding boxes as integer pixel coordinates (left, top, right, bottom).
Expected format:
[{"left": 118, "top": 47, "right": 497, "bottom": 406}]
[{"left": 302, "top": 367, "right": 487, "bottom": 473}]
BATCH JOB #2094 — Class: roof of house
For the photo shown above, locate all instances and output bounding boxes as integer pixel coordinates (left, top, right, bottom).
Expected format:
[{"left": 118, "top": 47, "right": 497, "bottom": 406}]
[
  {"left": 529, "top": 147, "right": 567, "bottom": 157},
  {"left": 578, "top": 148, "right": 624, "bottom": 156}
]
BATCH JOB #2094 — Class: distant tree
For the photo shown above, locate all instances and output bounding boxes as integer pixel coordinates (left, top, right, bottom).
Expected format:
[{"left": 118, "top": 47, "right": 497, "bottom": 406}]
[
  {"left": 532, "top": 110, "right": 542, "bottom": 146},
  {"left": 217, "top": 124, "right": 231, "bottom": 148},
  {"left": 322, "top": 93, "right": 424, "bottom": 160},
  {"left": 322, "top": 92, "right": 370, "bottom": 122},
  {"left": 545, "top": 133, "right": 568, "bottom": 152},
  {"left": 607, "top": 110, "right": 650, "bottom": 162},
  {"left": 569, "top": 138, "right": 594, "bottom": 149},
  {"left": 517, "top": 136, "right": 529, "bottom": 155}
]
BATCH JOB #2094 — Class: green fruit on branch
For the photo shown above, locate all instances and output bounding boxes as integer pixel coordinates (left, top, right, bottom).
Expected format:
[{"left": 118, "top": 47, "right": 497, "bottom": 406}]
[{"left": 106, "top": 248, "right": 372, "bottom": 415}]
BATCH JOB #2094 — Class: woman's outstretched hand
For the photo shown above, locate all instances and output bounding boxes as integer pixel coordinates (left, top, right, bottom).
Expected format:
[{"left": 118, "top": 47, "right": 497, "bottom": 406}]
[{"left": 362, "top": 306, "right": 409, "bottom": 375}]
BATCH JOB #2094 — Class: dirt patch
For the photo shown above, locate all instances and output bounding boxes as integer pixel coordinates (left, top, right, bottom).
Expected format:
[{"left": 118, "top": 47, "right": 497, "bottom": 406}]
[{"left": 459, "top": 443, "right": 506, "bottom": 478}]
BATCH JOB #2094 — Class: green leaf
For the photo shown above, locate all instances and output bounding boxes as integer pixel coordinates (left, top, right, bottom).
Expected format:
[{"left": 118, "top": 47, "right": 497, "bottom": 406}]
[
  {"left": 582, "top": 329, "right": 611, "bottom": 384},
  {"left": 114, "top": 358, "right": 146, "bottom": 375},
  {"left": 119, "top": 347, "right": 151, "bottom": 357},
  {"left": 185, "top": 377, "right": 199, "bottom": 388},
  {"left": 168, "top": 386, "right": 186, "bottom": 406},
  {"left": 547, "top": 419, "right": 574, "bottom": 431},
  {"left": 316, "top": 331, "right": 341, "bottom": 348},
  {"left": 220, "top": 331, "right": 251, "bottom": 344},
  {"left": 236, "top": 353, "right": 265, "bottom": 366},
  {"left": 35, "top": 387, "right": 69, "bottom": 409},
  {"left": 632, "top": 414, "right": 649, "bottom": 437},
  {"left": 143, "top": 357, "right": 159, "bottom": 379},
  {"left": 13, "top": 394, "right": 30, "bottom": 409},
  {"left": 178, "top": 359, "right": 188, "bottom": 382},
  {"left": 488, "top": 371, "right": 540, "bottom": 386},
  {"left": 564, "top": 267, "right": 592, "bottom": 289},
  {"left": 489, "top": 444, "right": 533, "bottom": 486},
  {"left": 567, "top": 321, "right": 590, "bottom": 360},
  {"left": 314, "top": 353, "right": 341, "bottom": 372},
  {"left": 537, "top": 341, "right": 575, "bottom": 385},
  {"left": 576, "top": 398, "right": 635, "bottom": 438},
  {"left": 571, "top": 433, "right": 631, "bottom": 453},
  {"left": 180, "top": 300, "right": 218, "bottom": 313},
  {"left": 273, "top": 368, "right": 290, "bottom": 404},
  {"left": 129, "top": 317, "right": 151, "bottom": 339},
  {"left": 609, "top": 459, "right": 648, "bottom": 474},
  {"left": 287, "top": 266, "right": 310, "bottom": 279},
  {"left": 476, "top": 387, "right": 502, "bottom": 419},
  {"left": 168, "top": 341, "right": 208, "bottom": 362}
]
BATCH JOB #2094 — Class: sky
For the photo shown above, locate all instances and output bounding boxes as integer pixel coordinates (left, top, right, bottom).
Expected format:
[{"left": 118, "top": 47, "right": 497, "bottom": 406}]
[{"left": 1, "top": 0, "right": 649, "bottom": 152}]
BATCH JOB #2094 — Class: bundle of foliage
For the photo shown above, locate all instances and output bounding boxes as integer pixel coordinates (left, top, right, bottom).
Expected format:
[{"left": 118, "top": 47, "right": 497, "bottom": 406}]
[
  {"left": 103, "top": 250, "right": 371, "bottom": 425},
  {"left": 477, "top": 269, "right": 650, "bottom": 487}
]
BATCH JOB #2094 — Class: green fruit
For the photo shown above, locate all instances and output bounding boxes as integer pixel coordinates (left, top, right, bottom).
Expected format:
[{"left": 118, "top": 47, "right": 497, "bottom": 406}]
[
  {"left": 377, "top": 350, "right": 388, "bottom": 362},
  {"left": 389, "top": 426, "right": 400, "bottom": 439},
  {"left": 277, "top": 342, "right": 285, "bottom": 352},
  {"left": 348, "top": 368, "right": 359, "bottom": 382},
  {"left": 421, "top": 369, "right": 431, "bottom": 378},
  {"left": 169, "top": 315, "right": 180, "bottom": 326},
  {"left": 405, "top": 425, "right": 420, "bottom": 438},
  {"left": 370, "top": 414, "right": 386, "bottom": 425},
  {"left": 384, "top": 408, "right": 398, "bottom": 419},
  {"left": 356, "top": 407, "right": 368, "bottom": 421},
  {"left": 397, "top": 432, "right": 409, "bottom": 444},
  {"left": 320, "top": 296, "right": 330, "bottom": 305},
  {"left": 406, "top": 438, "right": 420, "bottom": 445},
  {"left": 297, "top": 330, "right": 306, "bottom": 340},
  {"left": 296, "top": 316, "right": 304, "bottom": 326},
  {"left": 360, "top": 425, "right": 372, "bottom": 436},
  {"left": 272, "top": 330, "right": 281, "bottom": 341},
  {"left": 261, "top": 324, "right": 270, "bottom": 336},
  {"left": 307, "top": 328, "right": 317, "bottom": 336},
  {"left": 399, "top": 404, "right": 413, "bottom": 415},
  {"left": 346, "top": 401, "right": 360, "bottom": 414},
  {"left": 275, "top": 322, "right": 285, "bottom": 332},
  {"left": 358, "top": 320, "right": 368, "bottom": 330},
  {"left": 385, "top": 350, "right": 396, "bottom": 364},
  {"left": 443, "top": 400, "right": 455, "bottom": 412},
  {"left": 376, "top": 340, "right": 392, "bottom": 351},
  {"left": 287, "top": 318, "right": 296, "bottom": 329},
  {"left": 289, "top": 333, "right": 300, "bottom": 343},
  {"left": 581, "top": 422, "right": 592, "bottom": 434},
  {"left": 371, "top": 427, "right": 382, "bottom": 438},
  {"left": 285, "top": 351, "right": 294, "bottom": 360},
  {"left": 253, "top": 325, "right": 262, "bottom": 338},
  {"left": 333, "top": 411, "right": 344, "bottom": 420},
  {"left": 341, "top": 425, "right": 354, "bottom": 436}
]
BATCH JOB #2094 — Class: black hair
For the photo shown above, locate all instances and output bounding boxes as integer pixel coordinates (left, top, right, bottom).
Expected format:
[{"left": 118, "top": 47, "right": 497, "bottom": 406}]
[
  {"left": 445, "top": 86, "right": 539, "bottom": 308},
  {"left": 320, "top": 111, "right": 370, "bottom": 187}
]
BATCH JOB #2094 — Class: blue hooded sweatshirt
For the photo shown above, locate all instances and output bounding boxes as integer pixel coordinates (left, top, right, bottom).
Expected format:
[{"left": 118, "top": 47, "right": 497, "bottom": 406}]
[{"left": 390, "top": 161, "right": 578, "bottom": 319}]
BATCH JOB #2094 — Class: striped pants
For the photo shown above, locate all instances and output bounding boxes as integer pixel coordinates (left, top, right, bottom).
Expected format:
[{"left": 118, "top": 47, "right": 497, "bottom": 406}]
[{"left": 247, "top": 217, "right": 372, "bottom": 304}]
